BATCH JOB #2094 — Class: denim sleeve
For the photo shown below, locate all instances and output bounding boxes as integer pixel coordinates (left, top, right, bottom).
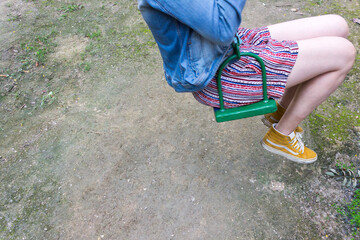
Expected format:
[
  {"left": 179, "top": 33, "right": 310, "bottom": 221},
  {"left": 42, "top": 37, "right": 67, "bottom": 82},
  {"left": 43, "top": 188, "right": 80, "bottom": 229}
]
[{"left": 142, "top": 0, "right": 247, "bottom": 45}]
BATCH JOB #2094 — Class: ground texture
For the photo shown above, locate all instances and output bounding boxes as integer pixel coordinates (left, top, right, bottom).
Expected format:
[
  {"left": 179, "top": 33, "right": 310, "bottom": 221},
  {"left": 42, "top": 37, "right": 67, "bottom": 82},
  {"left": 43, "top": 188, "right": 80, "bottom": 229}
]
[{"left": 0, "top": 0, "right": 359, "bottom": 239}]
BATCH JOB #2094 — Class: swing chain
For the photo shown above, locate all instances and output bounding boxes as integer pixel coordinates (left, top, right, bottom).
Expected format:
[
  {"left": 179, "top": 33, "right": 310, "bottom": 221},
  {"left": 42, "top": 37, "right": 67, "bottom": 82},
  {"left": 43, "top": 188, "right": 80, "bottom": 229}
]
[{"left": 232, "top": 33, "right": 241, "bottom": 59}]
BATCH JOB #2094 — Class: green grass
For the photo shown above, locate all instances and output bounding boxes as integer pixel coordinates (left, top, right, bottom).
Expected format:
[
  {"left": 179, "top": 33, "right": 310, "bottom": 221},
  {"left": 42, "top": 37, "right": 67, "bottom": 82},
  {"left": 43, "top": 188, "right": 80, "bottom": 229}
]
[
  {"left": 308, "top": 99, "right": 359, "bottom": 153},
  {"left": 80, "top": 62, "right": 91, "bottom": 71},
  {"left": 303, "top": 0, "right": 360, "bottom": 237},
  {"left": 58, "top": 4, "right": 83, "bottom": 13},
  {"left": 7, "top": 14, "right": 21, "bottom": 22},
  {"left": 57, "top": 4, "right": 83, "bottom": 21},
  {"left": 332, "top": 191, "right": 360, "bottom": 239},
  {"left": 86, "top": 30, "right": 102, "bottom": 40},
  {"left": 336, "top": 190, "right": 360, "bottom": 239},
  {"left": 349, "top": 190, "right": 360, "bottom": 238},
  {"left": 20, "top": 31, "right": 58, "bottom": 68},
  {"left": 40, "top": 91, "right": 56, "bottom": 106},
  {"left": 335, "top": 160, "right": 356, "bottom": 172}
]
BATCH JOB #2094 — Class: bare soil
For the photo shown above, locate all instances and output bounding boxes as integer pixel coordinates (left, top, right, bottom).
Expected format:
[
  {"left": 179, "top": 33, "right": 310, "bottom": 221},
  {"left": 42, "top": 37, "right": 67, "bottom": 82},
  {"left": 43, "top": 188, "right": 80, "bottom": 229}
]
[{"left": 0, "top": 0, "right": 359, "bottom": 239}]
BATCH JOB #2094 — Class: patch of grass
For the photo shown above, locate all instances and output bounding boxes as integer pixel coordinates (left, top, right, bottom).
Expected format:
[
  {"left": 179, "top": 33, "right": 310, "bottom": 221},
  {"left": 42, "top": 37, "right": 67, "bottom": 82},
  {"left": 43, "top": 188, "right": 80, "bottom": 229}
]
[
  {"left": 336, "top": 161, "right": 356, "bottom": 172},
  {"left": 115, "top": 27, "right": 156, "bottom": 59},
  {"left": 40, "top": 91, "right": 56, "bottom": 106},
  {"left": 84, "top": 42, "right": 96, "bottom": 56},
  {"left": 7, "top": 14, "right": 21, "bottom": 22},
  {"left": 304, "top": 0, "right": 360, "bottom": 237},
  {"left": 333, "top": 203, "right": 346, "bottom": 216},
  {"left": 309, "top": 100, "right": 359, "bottom": 152},
  {"left": 0, "top": 172, "right": 62, "bottom": 239},
  {"left": 336, "top": 190, "right": 360, "bottom": 239},
  {"left": 349, "top": 190, "right": 360, "bottom": 238},
  {"left": 58, "top": 4, "right": 83, "bottom": 13},
  {"left": 86, "top": 30, "right": 102, "bottom": 40},
  {"left": 57, "top": 4, "right": 83, "bottom": 21},
  {"left": 58, "top": 14, "right": 68, "bottom": 21},
  {"left": 20, "top": 30, "right": 58, "bottom": 68},
  {"left": 106, "top": 28, "right": 117, "bottom": 36},
  {"left": 80, "top": 62, "right": 91, "bottom": 72}
]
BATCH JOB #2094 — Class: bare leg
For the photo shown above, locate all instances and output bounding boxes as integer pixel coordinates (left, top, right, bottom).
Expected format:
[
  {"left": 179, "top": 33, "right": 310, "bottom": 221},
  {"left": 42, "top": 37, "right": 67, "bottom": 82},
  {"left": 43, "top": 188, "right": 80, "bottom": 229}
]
[
  {"left": 268, "top": 14, "right": 351, "bottom": 108},
  {"left": 278, "top": 86, "right": 298, "bottom": 109},
  {"left": 275, "top": 36, "right": 356, "bottom": 135},
  {"left": 268, "top": 14, "right": 349, "bottom": 41}
]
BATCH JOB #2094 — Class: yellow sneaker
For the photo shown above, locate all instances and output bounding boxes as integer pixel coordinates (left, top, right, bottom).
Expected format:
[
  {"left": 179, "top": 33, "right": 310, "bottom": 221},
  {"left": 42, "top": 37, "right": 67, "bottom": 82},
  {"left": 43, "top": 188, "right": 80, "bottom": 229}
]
[
  {"left": 261, "top": 102, "right": 304, "bottom": 137},
  {"left": 261, "top": 124, "right": 317, "bottom": 164}
]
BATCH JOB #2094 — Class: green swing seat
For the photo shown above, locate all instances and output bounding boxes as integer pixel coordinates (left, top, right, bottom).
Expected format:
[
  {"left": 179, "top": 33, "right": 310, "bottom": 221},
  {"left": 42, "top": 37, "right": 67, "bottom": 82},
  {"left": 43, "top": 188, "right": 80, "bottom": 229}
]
[{"left": 214, "top": 35, "right": 277, "bottom": 122}]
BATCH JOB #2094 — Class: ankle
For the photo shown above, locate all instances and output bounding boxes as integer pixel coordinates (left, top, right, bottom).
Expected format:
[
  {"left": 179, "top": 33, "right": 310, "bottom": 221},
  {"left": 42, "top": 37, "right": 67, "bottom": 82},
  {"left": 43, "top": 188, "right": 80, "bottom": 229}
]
[{"left": 273, "top": 124, "right": 292, "bottom": 136}]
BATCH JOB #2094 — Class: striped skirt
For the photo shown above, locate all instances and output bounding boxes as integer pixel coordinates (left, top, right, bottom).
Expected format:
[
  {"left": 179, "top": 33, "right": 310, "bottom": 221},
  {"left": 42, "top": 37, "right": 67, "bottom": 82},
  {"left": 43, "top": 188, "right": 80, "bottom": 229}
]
[{"left": 193, "top": 27, "right": 299, "bottom": 108}]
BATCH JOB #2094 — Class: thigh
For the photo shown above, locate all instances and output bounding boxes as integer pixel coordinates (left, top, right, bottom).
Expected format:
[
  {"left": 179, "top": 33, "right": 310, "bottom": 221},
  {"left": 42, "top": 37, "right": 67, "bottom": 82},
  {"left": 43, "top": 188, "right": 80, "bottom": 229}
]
[
  {"left": 286, "top": 36, "right": 355, "bottom": 88},
  {"left": 267, "top": 15, "right": 349, "bottom": 41}
]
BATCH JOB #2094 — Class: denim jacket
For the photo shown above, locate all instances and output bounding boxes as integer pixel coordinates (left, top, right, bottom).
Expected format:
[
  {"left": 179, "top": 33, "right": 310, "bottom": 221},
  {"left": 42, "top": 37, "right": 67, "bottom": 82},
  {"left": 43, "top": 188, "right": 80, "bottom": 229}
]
[{"left": 138, "top": 0, "right": 247, "bottom": 92}]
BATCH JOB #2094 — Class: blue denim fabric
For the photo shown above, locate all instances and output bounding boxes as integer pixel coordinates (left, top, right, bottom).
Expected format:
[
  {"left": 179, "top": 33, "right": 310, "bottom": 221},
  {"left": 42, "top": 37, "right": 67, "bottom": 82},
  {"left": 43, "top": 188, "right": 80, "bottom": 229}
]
[{"left": 138, "top": 0, "right": 247, "bottom": 92}]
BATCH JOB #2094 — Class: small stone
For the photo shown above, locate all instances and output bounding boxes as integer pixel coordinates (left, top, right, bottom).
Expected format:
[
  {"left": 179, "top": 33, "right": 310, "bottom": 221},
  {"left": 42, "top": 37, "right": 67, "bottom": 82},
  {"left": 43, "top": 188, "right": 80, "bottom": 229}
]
[
  {"left": 270, "top": 181, "right": 285, "bottom": 191},
  {"left": 291, "top": 8, "right": 298, "bottom": 12}
]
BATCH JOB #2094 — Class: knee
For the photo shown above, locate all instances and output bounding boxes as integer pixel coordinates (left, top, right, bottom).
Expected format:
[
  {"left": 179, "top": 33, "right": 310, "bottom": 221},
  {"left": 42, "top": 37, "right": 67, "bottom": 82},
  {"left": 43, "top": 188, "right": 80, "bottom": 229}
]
[
  {"left": 341, "top": 38, "right": 356, "bottom": 71},
  {"left": 327, "top": 14, "right": 350, "bottom": 38},
  {"left": 327, "top": 37, "right": 356, "bottom": 70}
]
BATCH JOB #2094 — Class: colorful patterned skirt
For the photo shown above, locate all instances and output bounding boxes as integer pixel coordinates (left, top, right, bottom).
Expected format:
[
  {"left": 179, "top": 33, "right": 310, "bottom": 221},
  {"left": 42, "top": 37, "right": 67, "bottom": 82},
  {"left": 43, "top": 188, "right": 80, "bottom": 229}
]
[{"left": 193, "top": 27, "right": 299, "bottom": 108}]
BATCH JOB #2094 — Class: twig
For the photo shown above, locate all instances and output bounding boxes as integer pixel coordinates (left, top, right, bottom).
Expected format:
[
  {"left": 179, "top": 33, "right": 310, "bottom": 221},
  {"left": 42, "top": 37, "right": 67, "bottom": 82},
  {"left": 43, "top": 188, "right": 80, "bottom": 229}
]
[
  {"left": 0, "top": 156, "right": 7, "bottom": 162},
  {"left": 353, "top": 18, "right": 360, "bottom": 25},
  {"left": 275, "top": 4, "right": 292, "bottom": 7},
  {"left": 8, "top": 85, "right": 14, "bottom": 92}
]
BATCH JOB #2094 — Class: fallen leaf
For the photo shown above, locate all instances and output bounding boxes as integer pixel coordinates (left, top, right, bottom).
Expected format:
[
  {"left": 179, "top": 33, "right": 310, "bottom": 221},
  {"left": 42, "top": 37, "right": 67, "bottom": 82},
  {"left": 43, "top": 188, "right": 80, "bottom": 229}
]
[{"left": 353, "top": 18, "right": 360, "bottom": 25}]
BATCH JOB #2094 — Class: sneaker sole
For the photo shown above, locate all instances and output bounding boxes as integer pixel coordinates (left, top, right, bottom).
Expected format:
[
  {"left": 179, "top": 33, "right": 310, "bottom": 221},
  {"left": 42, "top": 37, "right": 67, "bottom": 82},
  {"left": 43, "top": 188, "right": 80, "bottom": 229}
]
[
  {"left": 261, "top": 140, "right": 317, "bottom": 164},
  {"left": 261, "top": 117, "right": 304, "bottom": 138},
  {"left": 261, "top": 116, "right": 272, "bottom": 128}
]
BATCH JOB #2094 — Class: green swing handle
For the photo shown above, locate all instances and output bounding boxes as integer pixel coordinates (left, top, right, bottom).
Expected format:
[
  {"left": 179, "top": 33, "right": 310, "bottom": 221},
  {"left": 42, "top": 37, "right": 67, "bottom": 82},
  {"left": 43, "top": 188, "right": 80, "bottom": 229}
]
[{"left": 217, "top": 35, "right": 270, "bottom": 110}]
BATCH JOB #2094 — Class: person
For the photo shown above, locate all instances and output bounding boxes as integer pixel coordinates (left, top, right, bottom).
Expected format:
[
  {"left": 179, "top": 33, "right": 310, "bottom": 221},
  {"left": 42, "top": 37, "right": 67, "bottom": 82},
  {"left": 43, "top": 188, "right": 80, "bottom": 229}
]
[{"left": 138, "top": 0, "right": 356, "bottom": 164}]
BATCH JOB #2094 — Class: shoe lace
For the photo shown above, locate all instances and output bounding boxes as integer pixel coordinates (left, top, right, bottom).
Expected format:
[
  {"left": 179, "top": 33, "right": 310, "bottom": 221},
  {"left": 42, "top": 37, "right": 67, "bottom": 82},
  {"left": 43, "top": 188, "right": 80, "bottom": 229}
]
[
  {"left": 289, "top": 134, "right": 304, "bottom": 154},
  {"left": 295, "top": 132, "right": 303, "bottom": 139}
]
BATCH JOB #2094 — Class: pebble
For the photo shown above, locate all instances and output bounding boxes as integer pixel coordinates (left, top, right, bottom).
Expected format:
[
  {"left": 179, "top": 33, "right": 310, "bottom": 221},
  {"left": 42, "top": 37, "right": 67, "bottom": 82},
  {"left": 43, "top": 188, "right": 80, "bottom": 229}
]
[{"left": 270, "top": 181, "right": 285, "bottom": 191}]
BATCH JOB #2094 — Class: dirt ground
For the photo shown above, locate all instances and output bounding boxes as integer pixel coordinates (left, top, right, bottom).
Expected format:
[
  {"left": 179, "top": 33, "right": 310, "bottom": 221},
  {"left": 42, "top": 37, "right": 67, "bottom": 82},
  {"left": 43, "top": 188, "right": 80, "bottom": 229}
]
[{"left": 0, "top": 0, "right": 359, "bottom": 239}]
